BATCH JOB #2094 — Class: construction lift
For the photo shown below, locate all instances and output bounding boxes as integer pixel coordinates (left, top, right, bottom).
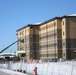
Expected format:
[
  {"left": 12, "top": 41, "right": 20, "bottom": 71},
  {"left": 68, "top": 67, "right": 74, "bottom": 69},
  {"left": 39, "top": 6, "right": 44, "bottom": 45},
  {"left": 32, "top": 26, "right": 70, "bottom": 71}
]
[{"left": 0, "top": 39, "right": 24, "bottom": 61}]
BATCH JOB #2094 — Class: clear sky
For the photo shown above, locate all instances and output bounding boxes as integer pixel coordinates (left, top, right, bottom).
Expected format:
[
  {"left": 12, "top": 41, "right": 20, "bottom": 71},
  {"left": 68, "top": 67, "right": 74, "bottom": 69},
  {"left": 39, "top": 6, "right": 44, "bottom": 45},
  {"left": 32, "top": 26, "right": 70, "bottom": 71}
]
[{"left": 0, "top": 0, "right": 76, "bottom": 53}]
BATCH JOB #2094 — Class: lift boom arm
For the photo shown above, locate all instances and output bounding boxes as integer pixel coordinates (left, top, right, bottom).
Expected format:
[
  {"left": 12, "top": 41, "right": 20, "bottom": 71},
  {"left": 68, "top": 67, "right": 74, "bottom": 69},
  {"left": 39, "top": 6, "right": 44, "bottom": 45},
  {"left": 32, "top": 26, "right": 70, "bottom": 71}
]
[
  {"left": 0, "top": 38, "right": 24, "bottom": 54},
  {"left": 0, "top": 40, "right": 19, "bottom": 54}
]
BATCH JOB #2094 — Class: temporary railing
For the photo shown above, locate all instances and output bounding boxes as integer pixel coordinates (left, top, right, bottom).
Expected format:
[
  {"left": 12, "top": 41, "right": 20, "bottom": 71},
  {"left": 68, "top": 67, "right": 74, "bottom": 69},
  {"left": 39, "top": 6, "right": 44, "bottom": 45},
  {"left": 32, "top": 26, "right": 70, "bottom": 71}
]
[{"left": 0, "top": 61, "right": 76, "bottom": 75}]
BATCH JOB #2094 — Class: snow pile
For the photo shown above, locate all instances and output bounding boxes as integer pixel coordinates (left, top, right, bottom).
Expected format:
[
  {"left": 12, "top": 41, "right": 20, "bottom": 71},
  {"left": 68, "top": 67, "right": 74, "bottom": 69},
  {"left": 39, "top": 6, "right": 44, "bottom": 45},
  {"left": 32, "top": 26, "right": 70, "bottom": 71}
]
[{"left": 0, "top": 69, "right": 28, "bottom": 75}]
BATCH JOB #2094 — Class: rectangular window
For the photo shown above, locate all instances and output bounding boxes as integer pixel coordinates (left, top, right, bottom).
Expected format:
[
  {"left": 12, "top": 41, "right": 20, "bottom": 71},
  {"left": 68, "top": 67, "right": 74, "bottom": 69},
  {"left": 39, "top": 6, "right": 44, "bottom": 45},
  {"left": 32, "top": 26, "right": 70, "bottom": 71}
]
[
  {"left": 54, "top": 33, "right": 57, "bottom": 36},
  {"left": 63, "top": 21, "right": 64, "bottom": 25},
  {"left": 64, "top": 53, "right": 65, "bottom": 56},
  {"left": 63, "top": 32, "right": 64, "bottom": 35},
  {"left": 63, "top": 42, "right": 65, "bottom": 46},
  {"left": 30, "top": 27, "right": 33, "bottom": 28},
  {"left": 22, "top": 31, "right": 24, "bottom": 36},
  {"left": 54, "top": 43, "right": 57, "bottom": 46},
  {"left": 20, "top": 32, "right": 21, "bottom": 36},
  {"left": 54, "top": 22, "right": 56, "bottom": 26}
]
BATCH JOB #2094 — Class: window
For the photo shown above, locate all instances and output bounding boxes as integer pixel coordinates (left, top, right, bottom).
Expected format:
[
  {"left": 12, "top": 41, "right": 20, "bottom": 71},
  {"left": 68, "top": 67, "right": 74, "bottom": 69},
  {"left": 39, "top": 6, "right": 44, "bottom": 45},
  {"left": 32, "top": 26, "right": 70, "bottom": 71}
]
[
  {"left": 63, "top": 21, "right": 64, "bottom": 25},
  {"left": 54, "top": 22, "right": 56, "bottom": 26},
  {"left": 20, "top": 47, "right": 24, "bottom": 50},
  {"left": 22, "top": 31, "right": 24, "bottom": 36},
  {"left": 21, "top": 54, "right": 25, "bottom": 57},
  {"left": 20, "top": 32, "right": 21, "bottom": 36},
  {"left": 54, "top": 33, "right": 57, "bottom": 36},
  {"left": 63, "top": 53, "right": 65, "bottom": 56},
  {"left": 54, "top": 43, "right": 57, "bottom": 46},
  {"left": 30, "top": 35, "right": 33, "bottom": 37},
  {"left": 63, "top": 32, "right": 64, "bottom": 35},
  {"left": 52, "top": 24, "right": 53, "bottom": 27},
  {"left": 46, "top": 26, "right": 48, "bottom": 29},
  {"left": 48, "top": 24, "right": 51, "bottom": 28},
  {"left": 30, "top": 27, "right": 33, "bottom": 28},
  {"left": 26, "top": 45, "right": 29, "bottom": 50},
  {"left": 63, "top": 42, "right": 65, "bottom": 46},
  {"left": 40, "top": 27, "right": 45, "bottom": 30}
]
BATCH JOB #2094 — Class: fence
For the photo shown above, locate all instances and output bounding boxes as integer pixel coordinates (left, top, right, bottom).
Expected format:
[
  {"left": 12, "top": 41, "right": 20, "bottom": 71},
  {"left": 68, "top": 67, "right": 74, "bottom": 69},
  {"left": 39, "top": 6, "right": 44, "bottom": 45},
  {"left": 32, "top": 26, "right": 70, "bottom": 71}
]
[{"left": 0, "top": 61, "right": 76, "bottom": 75}]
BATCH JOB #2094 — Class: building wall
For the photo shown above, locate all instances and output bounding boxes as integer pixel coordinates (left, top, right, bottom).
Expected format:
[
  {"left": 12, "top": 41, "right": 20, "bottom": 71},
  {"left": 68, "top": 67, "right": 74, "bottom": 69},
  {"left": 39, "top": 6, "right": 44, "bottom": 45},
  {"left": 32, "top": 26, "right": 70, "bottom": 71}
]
[
  {"left": 29, "top": 26, "right": 39, "bottom": 59},
  {"left": 62, "top": 17, "right": 76, "bottom": 60},
  {"left": 56, "top": 19, "right": 62, "bottom": 59},
  {"left": 39, "top": 19, "right": 62, "bottom": 60},
  {"left": 39, "top": 23, "right": 47, "bottom": 60},
  {"left": 17, "top": 25, "right": 39, "bottom": 60}
]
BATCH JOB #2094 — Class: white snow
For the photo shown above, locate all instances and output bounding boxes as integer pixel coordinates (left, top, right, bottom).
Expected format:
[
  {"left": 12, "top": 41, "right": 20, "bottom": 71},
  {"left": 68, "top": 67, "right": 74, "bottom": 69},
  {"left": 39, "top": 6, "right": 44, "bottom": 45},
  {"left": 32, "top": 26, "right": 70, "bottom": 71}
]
[
  {"left": 66, "top": 14, "right": 76, "bottom": 16},
  {"left": 0, "top": 69, "right": 28, "bottom": 75},
  {"left": 32, "top": 22, "right": 42, "bottom": 25}
]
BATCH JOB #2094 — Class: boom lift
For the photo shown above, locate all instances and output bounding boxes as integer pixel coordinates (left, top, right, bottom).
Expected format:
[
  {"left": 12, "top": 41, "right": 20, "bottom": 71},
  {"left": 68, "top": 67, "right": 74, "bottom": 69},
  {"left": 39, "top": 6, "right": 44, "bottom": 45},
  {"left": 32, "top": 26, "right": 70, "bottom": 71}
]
[
  {"left": 0, "top": 39, "right": 24, "bottom": 54},
  {"left": 0, "top": 39, "right": 24, "bottom": 61}
]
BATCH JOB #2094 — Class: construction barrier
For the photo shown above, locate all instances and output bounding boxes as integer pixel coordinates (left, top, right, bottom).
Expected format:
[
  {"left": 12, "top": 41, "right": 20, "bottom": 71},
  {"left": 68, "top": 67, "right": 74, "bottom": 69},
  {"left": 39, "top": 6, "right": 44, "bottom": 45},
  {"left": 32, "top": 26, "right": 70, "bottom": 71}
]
[{"left": 0, "top": 61, "right": 76, "bottom": 75}]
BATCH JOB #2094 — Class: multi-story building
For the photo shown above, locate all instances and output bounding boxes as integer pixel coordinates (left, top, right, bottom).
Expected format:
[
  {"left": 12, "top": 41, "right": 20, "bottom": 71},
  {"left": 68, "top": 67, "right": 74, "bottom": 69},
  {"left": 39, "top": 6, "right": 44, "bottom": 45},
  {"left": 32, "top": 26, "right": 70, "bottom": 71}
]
[
  {"left": 17, "top": 14, "right": 76, "bottom": 60},
  {"left": 39, "top": 17, "right": 62, "bottom": 61},
  {"left": 17, "top": 24, "right": 39, "bottom": 60}
]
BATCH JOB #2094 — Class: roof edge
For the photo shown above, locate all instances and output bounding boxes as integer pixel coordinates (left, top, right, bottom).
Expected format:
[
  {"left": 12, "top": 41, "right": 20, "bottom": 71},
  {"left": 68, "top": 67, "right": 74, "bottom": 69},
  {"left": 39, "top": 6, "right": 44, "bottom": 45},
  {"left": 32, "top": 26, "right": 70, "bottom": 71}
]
[
  {"left": 17, "top": 14, "right": 76, "bottom": 31},
  {"left": 16, "top": 24, "right": 39, "bottom": 31}
]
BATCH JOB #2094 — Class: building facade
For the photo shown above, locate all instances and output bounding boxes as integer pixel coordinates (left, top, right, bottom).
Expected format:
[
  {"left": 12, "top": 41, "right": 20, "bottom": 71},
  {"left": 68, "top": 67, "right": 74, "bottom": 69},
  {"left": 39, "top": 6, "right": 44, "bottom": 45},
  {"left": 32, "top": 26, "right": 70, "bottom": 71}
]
[
  {"left": 17, "top": 15, "right": 76, "bottom": 60},
  {"left": 62, "top": 16, "right": 76, "bottom": 60},
  {"left": 39, "top": 17, "right": 62, "bottom": 61},
  {"left": 17, "top": 24, "right": 39, "bottom": 60}
]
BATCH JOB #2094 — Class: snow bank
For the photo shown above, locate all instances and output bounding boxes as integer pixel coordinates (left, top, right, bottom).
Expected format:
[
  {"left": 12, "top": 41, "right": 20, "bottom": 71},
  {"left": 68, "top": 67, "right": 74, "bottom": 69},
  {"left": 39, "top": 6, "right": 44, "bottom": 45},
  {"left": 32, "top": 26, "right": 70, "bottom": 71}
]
[{"left": 0, "top": 68, "right": 28, "bottom": 75}]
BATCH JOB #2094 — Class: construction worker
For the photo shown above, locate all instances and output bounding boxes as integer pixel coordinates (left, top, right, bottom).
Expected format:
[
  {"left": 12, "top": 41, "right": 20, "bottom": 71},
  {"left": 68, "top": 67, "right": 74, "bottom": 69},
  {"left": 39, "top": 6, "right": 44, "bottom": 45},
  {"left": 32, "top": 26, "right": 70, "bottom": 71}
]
[{"left": 33, "top": 67, "right": 38, "bottom": 75}]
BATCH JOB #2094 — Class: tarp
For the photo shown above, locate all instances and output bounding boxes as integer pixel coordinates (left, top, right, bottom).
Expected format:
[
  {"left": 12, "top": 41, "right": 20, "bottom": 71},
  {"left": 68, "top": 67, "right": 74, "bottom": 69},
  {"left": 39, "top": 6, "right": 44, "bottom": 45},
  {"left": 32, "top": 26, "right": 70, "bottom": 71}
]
[{"left": 14, "top": 51, "right": 25, "bottom": 55}]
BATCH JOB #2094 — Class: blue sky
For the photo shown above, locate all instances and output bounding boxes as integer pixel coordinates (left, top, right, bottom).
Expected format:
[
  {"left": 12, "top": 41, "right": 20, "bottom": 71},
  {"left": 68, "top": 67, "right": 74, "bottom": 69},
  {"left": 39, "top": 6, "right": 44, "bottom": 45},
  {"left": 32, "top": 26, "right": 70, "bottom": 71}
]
[{"left": 0, "top": 0, "right": 76, "bottom": 53}]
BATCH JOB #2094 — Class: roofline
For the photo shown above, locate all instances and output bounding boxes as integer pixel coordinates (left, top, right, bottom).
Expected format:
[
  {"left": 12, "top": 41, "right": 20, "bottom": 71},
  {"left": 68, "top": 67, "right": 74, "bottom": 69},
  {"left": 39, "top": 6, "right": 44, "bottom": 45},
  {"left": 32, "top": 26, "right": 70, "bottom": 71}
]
[
  {"left": 62, "top": 15, "right": 76, "bottom": 18},
  {"left": 38, "top": 17, "right": 61, "bottom": 26},
  {"left": 17, "top": 17, "right": 61, "bottom": 31},
  {"left": 16, "top": 24, "right": 39, "bottom": 31},
  {"left": 39, "top": 16, "right": 76, "bottom": 25},
  {"left": 17, "top": 15, "right": 76, "bottom": 31}
]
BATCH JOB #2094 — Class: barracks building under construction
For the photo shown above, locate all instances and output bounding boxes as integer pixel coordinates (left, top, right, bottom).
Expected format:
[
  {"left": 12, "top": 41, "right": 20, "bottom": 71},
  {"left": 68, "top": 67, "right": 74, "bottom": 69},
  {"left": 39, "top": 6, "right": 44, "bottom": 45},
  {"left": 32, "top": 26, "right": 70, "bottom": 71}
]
[{"left": 17, "top": 14, "right": 76, "bottom": 61}]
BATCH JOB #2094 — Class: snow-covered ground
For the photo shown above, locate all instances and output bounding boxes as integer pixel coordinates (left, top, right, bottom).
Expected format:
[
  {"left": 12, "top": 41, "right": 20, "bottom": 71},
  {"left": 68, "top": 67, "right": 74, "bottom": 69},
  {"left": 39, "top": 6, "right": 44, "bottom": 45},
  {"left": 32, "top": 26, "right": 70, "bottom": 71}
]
[
  {"left": 0, "top": 69, "right": 28, "bottom": 75},
  {"left": 0, "top": 61, "right": 76, "bottom": 75}
]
